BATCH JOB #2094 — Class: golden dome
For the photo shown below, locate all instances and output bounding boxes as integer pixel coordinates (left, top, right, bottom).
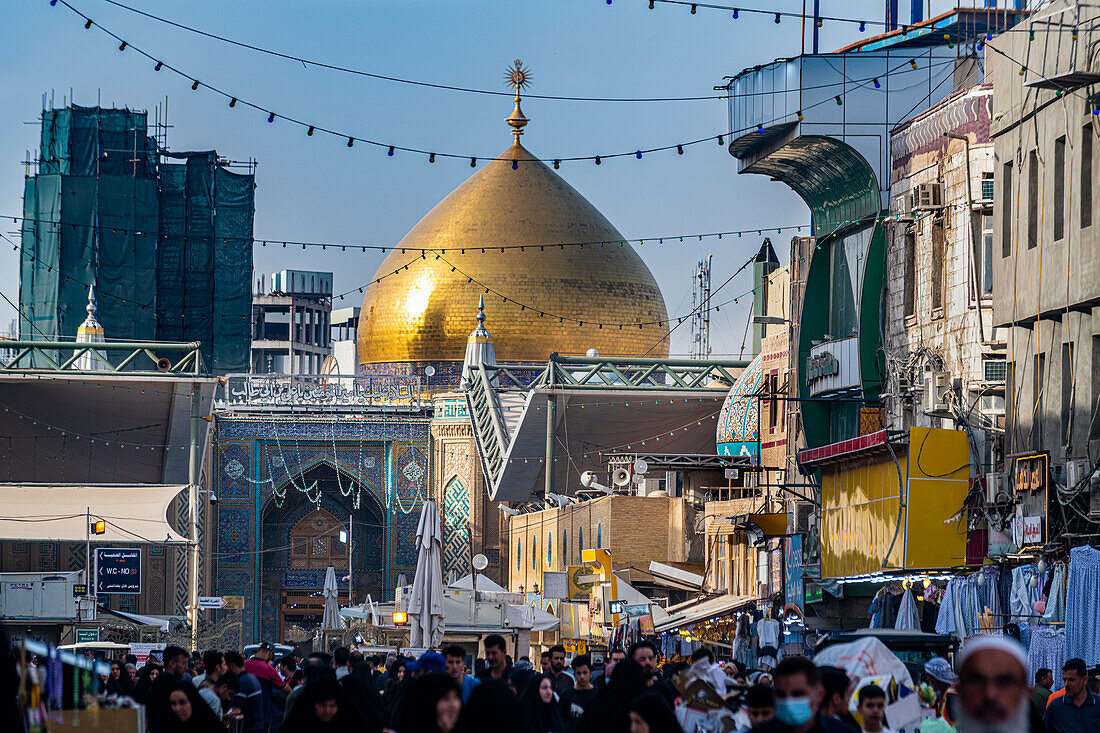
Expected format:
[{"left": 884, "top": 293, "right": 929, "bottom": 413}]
[{"left": 357, "top": 142, "right": 669, "bottom": 369}]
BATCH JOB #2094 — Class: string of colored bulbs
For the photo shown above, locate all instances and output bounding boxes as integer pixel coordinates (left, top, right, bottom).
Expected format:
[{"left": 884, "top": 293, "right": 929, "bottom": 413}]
[{"left": 51, "top": 0, "right": 959, "bottom": 167}]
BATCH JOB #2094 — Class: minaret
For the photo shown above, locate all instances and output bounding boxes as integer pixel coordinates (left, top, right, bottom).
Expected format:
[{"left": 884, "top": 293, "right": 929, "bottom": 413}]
[
  {"left": 461, "top": 295, "right": 497, "bottom": 386},
  {"left": 76, "top": 286, "right": 108, "bottom": 371}
]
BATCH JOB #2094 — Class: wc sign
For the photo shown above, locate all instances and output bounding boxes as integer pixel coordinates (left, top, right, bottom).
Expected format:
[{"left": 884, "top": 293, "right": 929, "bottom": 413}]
[{"left": 95, "top": 548, "right": 142, "bottom": 594}]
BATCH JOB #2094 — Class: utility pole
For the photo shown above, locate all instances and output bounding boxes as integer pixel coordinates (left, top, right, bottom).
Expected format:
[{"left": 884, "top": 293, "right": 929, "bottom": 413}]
[
  {"left": 188, "top": 382, "right": 201, "bottom": 651},
  {"left": 544, "top": 394, "right": 555, "bottom": 502},
  {"left": 85, "top": 506, "right": 93, "bottom": 609}
]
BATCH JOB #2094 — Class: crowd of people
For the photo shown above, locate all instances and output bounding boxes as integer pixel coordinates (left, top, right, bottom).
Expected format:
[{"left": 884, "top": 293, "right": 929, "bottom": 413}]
[{"left": 33, "top": 632, "right": 1100, "bottom": 733}]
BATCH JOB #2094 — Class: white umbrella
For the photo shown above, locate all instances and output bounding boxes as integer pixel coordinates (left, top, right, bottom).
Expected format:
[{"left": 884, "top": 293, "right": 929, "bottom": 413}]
[
  {"left": 321, "top": 566, "right": 342, "bottom": 630},
  {"left": 407, "top": 500, "right": 445, "bottom": 647}
]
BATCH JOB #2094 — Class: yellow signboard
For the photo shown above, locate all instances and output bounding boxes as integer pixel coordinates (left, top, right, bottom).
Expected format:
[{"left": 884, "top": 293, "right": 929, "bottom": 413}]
[
  {"left": 567, "top": 565, "right": 598, "bottom": 600},
  {"left": 820, "top": 427, "right": 969, "bottom": 578},
  {"left": 223, "top": 595, "right": 245, "bottom": 611}
]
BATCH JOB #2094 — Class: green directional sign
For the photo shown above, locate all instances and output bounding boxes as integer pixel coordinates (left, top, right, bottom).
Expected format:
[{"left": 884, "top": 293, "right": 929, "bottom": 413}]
[{"left": 76, "top": 629, "right": 99, "bottom": 644}]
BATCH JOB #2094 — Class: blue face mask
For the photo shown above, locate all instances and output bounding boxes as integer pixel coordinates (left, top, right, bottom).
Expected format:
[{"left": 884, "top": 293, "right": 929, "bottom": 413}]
[{"left": 775, "top": 697, "right": 814, "bottom": 727}]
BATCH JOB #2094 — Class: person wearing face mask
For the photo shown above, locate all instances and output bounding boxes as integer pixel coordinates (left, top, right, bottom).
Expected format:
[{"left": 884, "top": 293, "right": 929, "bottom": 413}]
[{"left": 747, "top": 657, "right": 852, "bottom": 733}]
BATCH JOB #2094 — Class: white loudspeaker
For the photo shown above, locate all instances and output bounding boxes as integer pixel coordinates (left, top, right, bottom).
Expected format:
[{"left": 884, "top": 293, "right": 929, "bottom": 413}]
[{"left": 612, "top": 468, "right": 631, "bottom": 487}]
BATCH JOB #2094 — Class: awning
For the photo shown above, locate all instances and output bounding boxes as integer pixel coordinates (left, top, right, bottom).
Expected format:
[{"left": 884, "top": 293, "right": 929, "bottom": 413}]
[
  {"left": 100, "top": 607, "right": 183, "bottom": 631},
  {"left": 448, "top": 573, "right": 507, "bottom": 592},
  {"left": 648, "top": 561, "right": 704, "bottom": 592},
  {"left": 654, "top": 593, "right": 754, "bottom": 633},
  {"left": 0, "top": 484, "right": 190, "bottom": 543}
]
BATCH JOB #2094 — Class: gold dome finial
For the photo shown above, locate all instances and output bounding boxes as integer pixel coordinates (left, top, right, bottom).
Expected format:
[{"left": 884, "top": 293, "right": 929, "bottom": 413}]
[{"left": 504, "top": 59, "right": 531, "bottom": 144}]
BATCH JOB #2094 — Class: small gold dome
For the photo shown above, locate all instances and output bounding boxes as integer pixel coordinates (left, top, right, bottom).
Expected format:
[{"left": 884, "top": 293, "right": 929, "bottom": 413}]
[{"left": 358, "top": 143, "right": 669, "bottom": 369}]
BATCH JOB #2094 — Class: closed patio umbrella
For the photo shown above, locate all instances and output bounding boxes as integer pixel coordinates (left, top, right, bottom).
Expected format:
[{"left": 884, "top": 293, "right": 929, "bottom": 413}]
[{"left": 407, "top": 500, "right": 445, "bottom": 647}]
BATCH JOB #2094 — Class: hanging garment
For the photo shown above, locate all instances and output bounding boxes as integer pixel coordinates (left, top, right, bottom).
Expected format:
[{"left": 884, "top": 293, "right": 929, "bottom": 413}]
[
  {"left": 935, "top": 579, "right": 957, "bottom": 636},
  {"left": 1042, "top": 563, "right": 1067, "bottom": 624},
  {"left": 1027, "top": 626, "right": 1066, "bottom": 692},
  {"left": 1010, "top": 565, "right": 1041, "bottom": 649},
  {"left": 757, "top": 618, "right": 780, "bottom": 648},
  {"left": 869, "top": 589, "right": 886, "bottom": 629},
  {"left": 895, "top": 588, "right": 920, "bottom": 630},
  {"left": 1066, "top": 545, "right": 1100, "bottom": 666}
]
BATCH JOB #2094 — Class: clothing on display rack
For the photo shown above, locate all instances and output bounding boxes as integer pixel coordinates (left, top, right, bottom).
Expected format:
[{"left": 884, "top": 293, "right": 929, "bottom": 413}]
[
  {"left": 1010, "top": 565, "right": 1041, "bottom": 649},
  {"left": 1027, "top": 625, "right": 1066, "bottom": 693},
  {"left": 1042, "top": 563, "right": 1067, "bottom": 625},
  {"left": 757, "top": 618, "right": 780, "bottom": 648},
  {"left": 1065, "top": 545, "right": 1100, "bottom": 666}
]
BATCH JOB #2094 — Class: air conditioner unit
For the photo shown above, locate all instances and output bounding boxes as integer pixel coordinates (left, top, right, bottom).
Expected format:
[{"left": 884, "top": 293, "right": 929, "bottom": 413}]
[
  {"left": 923, "top": 370, "right": 952, "bottom": 417},
  {"left": 1067, "top": 459, "right": 1089, "bottom": 490},
  {"left": 913, "top": 182, "right": 944, "bottom": 211},
  {"left": 792, "top": 502, "right": 816, "bottom": 534}
]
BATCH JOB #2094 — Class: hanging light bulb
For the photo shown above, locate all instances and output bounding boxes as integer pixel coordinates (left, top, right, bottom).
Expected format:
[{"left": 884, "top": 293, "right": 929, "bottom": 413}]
[
  {"left": 835, "top": 95, "right": 843, "bottom": 105},
  {"left": 635, "top": 150, "right": 642, "bottom": 159},
  {"left": 84, "top": 18, "right": 92, "bottom": 29},
  {"left": 873, "top": 78, "right": 881, "bottom": 88},
  {"left": 717, "top": 135, "right": 724, "bottom": 145},
  {"left": 307, "top": 126, "right": 315, "bottom": 136},
  {"left": 118, "top": 41, "right": 127, "bottom": 51},
  {"left": 816, "top": 17, "right": 822, "bottom": 28},
  {"left": 470, "top": 157, "right": 477, "bottom": 167},
  {"left": 911, "top": 59, "right": 919, "bottom": 70},
  {"left": 690, "top": 4, "right": 697, "bottom": 14},
  {"left": 267, "top": 112, "right": 275, "bottom": 123},
  {"left": 676, "top": 144, "right": 683, "bottom": 154},
  {"left": 594, "top": 156, "right": 601, "bottom": 165},
  {"left": 757, "top": 123, "right": 765, "bottom": 134},
  {"left": 347, "top": 137, "right": 354, "bottom": 147},
  {"left": 1020, "top": 66, "right": 1026, "bottom": 76},
  {"left": 774, "top": 12, "right": 781, "bottom": 23},
  {"left": 428, "top": 153, "right": 436, "bottom": 163},
  {"left": 859, "top": 20, "right": 865, "bottom": 32},
  {"left": 732, "top": 9, "right": 739, "bottom": 19},
  {"left": 387, "top": 146, "right": 394, "bottom": 156},
  {"left": 191, "top": 80, "right": 200, "bottom": 90},
  {"left": 553, "top": 159, "right": 560, "bottom": 169},
  {"left": 648, "top": 0, "right": 654, "bottom": 8},
  {"left": 229, "top": 97, "right": 237, "bottom": 107},
  {"left": 154, "top": 61, "right": 163, "bottom": 71},
  {"left": 797, "top": 110, "right": 804, "bottom": 121}
]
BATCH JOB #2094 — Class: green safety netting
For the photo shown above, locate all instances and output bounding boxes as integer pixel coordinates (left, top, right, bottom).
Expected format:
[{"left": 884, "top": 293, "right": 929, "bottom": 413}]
[{"left": 19, "top": 106, "right": 254, "bottom": 374}]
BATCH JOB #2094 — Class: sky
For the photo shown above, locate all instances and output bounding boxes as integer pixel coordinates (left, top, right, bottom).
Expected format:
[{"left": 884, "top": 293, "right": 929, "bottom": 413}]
[{"left": 0, "top": 0, "right": 957, "bottom": 356}]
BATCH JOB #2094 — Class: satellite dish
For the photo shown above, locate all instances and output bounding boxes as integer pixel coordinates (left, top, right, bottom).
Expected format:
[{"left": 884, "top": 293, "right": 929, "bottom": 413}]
[
  {"left": 612, "top": 468, "right": 631, "bottom": 487},
  {"left": 472, "top": 553, "right": 489, "bottom": 571},
  {"left": 633, "top": 459, "right": 649, "bottom": 475},
  {"left": 424, "top": 366, "right": 436, "bottom": 377}
]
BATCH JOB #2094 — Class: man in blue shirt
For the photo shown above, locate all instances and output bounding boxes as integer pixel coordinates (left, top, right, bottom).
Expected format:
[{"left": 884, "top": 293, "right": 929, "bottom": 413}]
[
  {"left": 443, "top": 645, "right": 480, "bottom": 703},
  {"left": 226, "top": 651, "right": 265, "bottom": 733},
  {"left": 1044, "top": 658, "right": 1100, "bottom": 733}
]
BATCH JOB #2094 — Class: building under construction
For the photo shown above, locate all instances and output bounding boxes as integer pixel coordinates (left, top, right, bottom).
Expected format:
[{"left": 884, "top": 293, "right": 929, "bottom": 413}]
[{"left": 18, "top": 104, "right": 255, "bottom": 373}]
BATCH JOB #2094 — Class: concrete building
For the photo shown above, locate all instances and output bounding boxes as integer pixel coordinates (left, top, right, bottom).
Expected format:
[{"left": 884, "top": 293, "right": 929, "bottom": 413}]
[
  {"left": 988, "top": 0, "right": 1100, "bottom": 534},
  {"left": 885, "top": 84, "right": 1006, "bottom": 475},
  {"left": 250, "top": 270, "right": 332, "bottom": 374}
]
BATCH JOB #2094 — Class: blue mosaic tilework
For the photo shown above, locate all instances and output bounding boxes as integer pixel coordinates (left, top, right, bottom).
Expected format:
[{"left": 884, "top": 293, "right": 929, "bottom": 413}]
[
  {"left": 217, "top": 416, "right": 430, "bottom": 441},
  {"left": 218, "top": 570, "right": 251, "bottom": 587},
  {"left": 443, "top": 478, "right": 471, "bottom": 577},
  {"left": 394, "top": 509, "right": 421, "bottom": 567},
  {"left": 217, "top": 508, "right": 250, "bottom": 563},
  {"left": 219, "top": 442, "right": 252, "bottom": 500},
  {"left": 284, "top": 570, "right": 349, "bottom": 588}
]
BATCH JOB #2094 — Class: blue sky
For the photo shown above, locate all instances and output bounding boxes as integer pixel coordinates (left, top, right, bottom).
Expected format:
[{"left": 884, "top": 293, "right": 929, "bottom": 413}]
[{"left": 1, "top": 0, "right": 952, "bottom": 355}]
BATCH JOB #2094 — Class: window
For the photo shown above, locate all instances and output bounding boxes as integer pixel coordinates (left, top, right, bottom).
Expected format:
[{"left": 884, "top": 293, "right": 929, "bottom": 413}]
[
  {"left": 931, "top": 218, "right": 945, "bottom": 311},
  {"left": 1035, "top": 352, "right": 1046, "bottom": 449},
  {"left": 981, "top": 172, "right": 994, "bottom": 202},
  {"left": 984, "top": 359, "right": 1007, "bottom": 383},
  {"left": 596, "top": 523, "right": 602, "bottom": 549},
  {"left": 1028, "top": 150, "right": 1039, "bottom": 249},
  {"left": 904, "top": 229, "right": 916, "bottom": 317},
  {"left": 1093, "top": 336, "right": 1100, "bottom": 442},
  {"left": 562, "top": 531, "right": 567, "bottom": 565},
  {"left": 1083, "top": 125, "right": 1093, "bottom": 229},
  {"left": 767, "top": 373, "right": 779, "bottom": 431},
  {"left": 532, "top": 537, "right": 538, "bottom": 570},
  {"left": 1062, "top": 342, "right": 1074, "bottom": 444},
  {"left": 516, "top": 538, "right": 521, "bottom": 571},
  {"left": 716, "top": 536, "right": 727, "bottom": 592},
  {"left": 980, "top": 213, "right": 994, "bottom": 296},
  {"left": 1002, "top": 162, "right": 1013, "bottom": 257},
  {"left": 1054, "top": 136, "right": 1066, "bottom": 241},
  {"left": 546, "top": 532, "right": 552, "bottom": 568},
  {"left": 578, "top": 527, "right": 584, "bottom": 553}
]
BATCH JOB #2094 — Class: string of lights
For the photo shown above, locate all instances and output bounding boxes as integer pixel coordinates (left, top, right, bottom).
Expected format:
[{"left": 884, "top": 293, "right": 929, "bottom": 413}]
[
  {"left": 613, "top": 0, "right": 1062, "bottom": 39},
  {"left": 49, "top": 0, "right": 959, "bottom": 167},
  {"left": 89, "top": 0, "right": 722, "bottom": 103},
  {"left": 66, "top": 0, "right": 962, "bottom": 104},
  {"left": 0, "top": 402, "right": 193, "bottom": 450},
  {"left": 5, "top": 212, "right": 811, "bottom": 251}
]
